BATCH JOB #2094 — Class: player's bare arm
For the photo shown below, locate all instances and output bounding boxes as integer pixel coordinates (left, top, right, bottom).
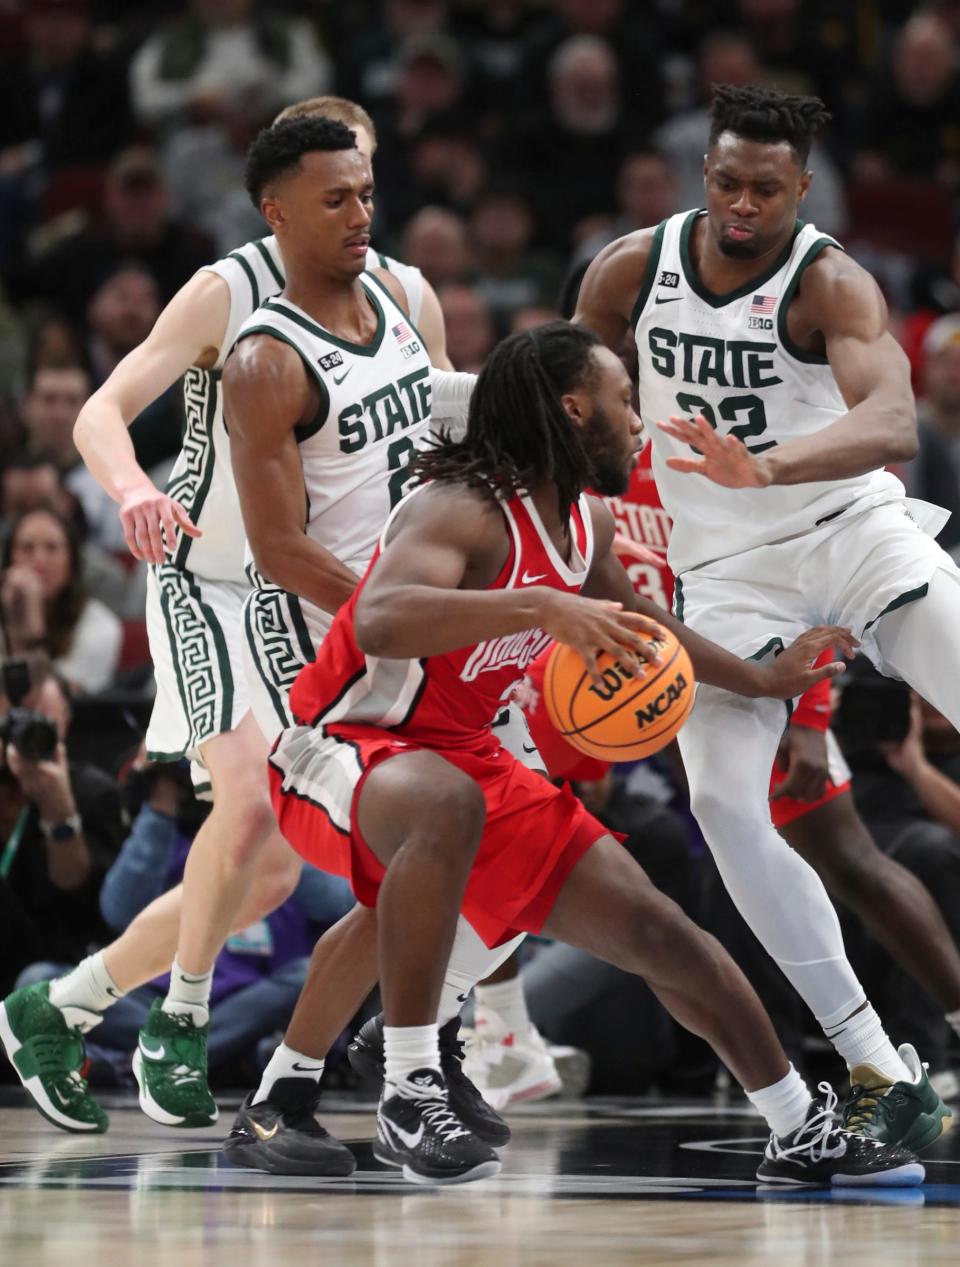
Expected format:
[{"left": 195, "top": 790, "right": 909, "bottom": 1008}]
[
  {"left": 355, "top": 483, "right": 663, "bottom": 677},
  {"left": 573, "top": 229, "right": 656, "bottom": 350},
  {"left": 580, "top": 497, "right": 856, "bottom": 699},
  {"left": 416, "top": 278, "right": 455, "bottom": 371},
  {"left": 659, "top": 250, "right": 917, "bottom": 489},
  {"left": 224, "top": 334, "right": 359, "bottom": 614},
  {"left": 72, "top": 269, "right": 231, "bottom": 562}
]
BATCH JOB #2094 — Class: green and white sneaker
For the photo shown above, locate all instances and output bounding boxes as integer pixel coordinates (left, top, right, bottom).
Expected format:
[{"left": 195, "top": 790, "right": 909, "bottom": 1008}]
[
  {"left": 132, "top": 999, "right": 218, "bottom": 1127},
  {"left": 843, "top": 1043, "right": 953, "bottom": 1153},
  {"left": 0, "top": 982, "right": 107, "bottom": 1133}
]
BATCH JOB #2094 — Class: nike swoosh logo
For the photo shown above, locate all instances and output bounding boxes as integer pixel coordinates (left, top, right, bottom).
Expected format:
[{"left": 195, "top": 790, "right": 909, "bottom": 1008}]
[
  {"left": 252, "top": 1121, "right": 279, "bottom": 1142},
  {"left": 332, "top": 368, "right": 352, "bottom": 385},
  {"left": 522, "top": 743, "right": 538, "bottom": 754},
  {"left": 654, "top": 295, "right": 681, "bottom": 304},
  {"left": 384, "top": 1117, "right": 424, "bottom": 1150},
  {"left": 53, "top": 1088, "right": 73, "bottom": 1107},
  {"left": 521, "top": 570, "right": 548, "bottom": 584},
  {"left": 138, "top": 1038, "right": 166, "bottom": 1061},
  {"left": 291, "top": 1062, "right": 324, "bottom": 1073},
  {"left": 456, "top": 993, "right": 468, "bottom": 1003},
  {"left": 179, "top": 975, "right": 209, "bottom": 985}
]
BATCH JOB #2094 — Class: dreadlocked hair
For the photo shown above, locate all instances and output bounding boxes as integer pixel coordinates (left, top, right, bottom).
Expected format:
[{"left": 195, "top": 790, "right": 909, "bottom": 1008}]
[
  {"left": 709, "top": 83, "right": 831, "bottom": 166},
  {"left": 413, "top": 321, "right": 601, "bottom": 525}
]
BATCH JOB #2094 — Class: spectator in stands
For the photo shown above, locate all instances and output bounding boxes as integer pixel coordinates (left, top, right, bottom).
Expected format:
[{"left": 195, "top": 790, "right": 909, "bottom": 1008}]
[
  {"left": 0, "top": 0, "right": 133, "bottom": 169},
  {"left": 654, "top": 31, "right": 847, "bottom": 238},
  {"left": 510, "top": 306, "right": 562, "bottom": 334},
  {"left": 406, "top": 123, "right": 488, "bottom": 219},
  {"left": 0, "top": 452, "right": 135, "bottom": 619},
  {"left": 336, "top": 0, "right": 451, "bottom": 110},
  {"left": 437, "top": 283, "right": 496, "bottom": 371},
  {"left": 130, "top": 0, "right": 331, "bottom": 136},
  {"left": 513, "top": 34, "right": 630, "bottom": 250},
  {"left": 469, "top": 185, "right": 562, "bottom": 324},
  {"left": 575, "top": 149, "right": 680, "bottom": 266},
  {"left": 401, "top": 206, "right": 472, "bottom": 289},
  {"left": 853, "top": 12, "right": 960, "bottom": 187},
  {"left": 21, "top": 362, "right": 88, "bottom": 473},
  {"left": 0, "top": 664, "right": 125, "bottom": 996},
  {"left": 898, "top": 315, "right": 960, "bottom": 554},
  {"left": 1, "top": 508, "right": 121, "bottom": 694},
  {"left": 28, "top": 315, "right": 87, "bottom": 376},
  {"left": 29, "top": 148, "right": 215, "bottom": 324}
]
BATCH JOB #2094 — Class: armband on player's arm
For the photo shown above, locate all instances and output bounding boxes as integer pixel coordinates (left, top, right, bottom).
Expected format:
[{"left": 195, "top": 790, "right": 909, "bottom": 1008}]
[
  {"left": 430, "top": 368, "right": 477, "bottom": 440},
  {"left": 790, "top": 673, "right": 832, "bottom": 733}
]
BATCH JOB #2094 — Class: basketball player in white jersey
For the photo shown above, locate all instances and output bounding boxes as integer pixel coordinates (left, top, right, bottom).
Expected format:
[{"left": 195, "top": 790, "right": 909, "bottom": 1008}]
[
  {"left": 0, "top": 97, "right": 474, "bottom": 1136},
  {"left": 575, "top": 84, "right": 954, "bottom": 1150}
]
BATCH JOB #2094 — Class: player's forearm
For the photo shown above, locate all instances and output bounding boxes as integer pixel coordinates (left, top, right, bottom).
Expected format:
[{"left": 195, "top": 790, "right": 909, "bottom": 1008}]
[
  {"left": 74, "top": 397, "right": 151, "bottom": 503},
  {"left": 356, "top": 584, "right": 548, "bottom": 658},
  {"left": 631, "top": 596, "right": 765, "bottom": 697},
  {"left": 760, "top": 398, "right": 917, "bottom": 486},
  {"left": 250, "top": 535, "right": 359, "bottom": 616}
]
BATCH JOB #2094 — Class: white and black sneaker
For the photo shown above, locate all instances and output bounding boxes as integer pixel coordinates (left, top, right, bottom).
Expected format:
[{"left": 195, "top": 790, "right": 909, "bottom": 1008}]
[
  {"left": 223, "top": 1078, "right": 356, "bottom": 1176},
  {"left": 349, "top": 1014, "right": 511, "bottom": 1145},
  {"left": 757, "top": 1083, "right": 925, "bottom": 1188},
  {"left": 375, "top": 1068, "right": 502, "bottom": 1185}
]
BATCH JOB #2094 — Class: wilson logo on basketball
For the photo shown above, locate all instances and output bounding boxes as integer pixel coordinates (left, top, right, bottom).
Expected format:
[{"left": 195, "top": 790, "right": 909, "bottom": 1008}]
[
  {"left": 587, "top": 638, "right": 671, "bottom": 702},
  {"left": 634, "top": 674, "right": 689, "bottom": 728}
]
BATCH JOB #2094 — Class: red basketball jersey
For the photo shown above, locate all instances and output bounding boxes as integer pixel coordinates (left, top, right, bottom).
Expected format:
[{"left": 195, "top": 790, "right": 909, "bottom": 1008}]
[
  {"left": 290, "top": 488, "right": 596, "bottom": 752},
  {"left": 603, "top": 444, "right": 675, "bottom": 613}
]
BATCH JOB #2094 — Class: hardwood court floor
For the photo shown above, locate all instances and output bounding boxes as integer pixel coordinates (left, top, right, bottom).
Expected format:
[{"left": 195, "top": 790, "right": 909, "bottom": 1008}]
[{"left": 1, "top": 1093, "right": 959, "bottom": 1266}]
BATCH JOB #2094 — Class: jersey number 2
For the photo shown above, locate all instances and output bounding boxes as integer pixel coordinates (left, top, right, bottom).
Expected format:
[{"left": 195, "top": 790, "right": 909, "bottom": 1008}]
[
  {"left": 675, "top": 392, "right": 776, "bottom": 454},
  {"left": 387, "top": 436, "right": 418, "bottom": 508}
]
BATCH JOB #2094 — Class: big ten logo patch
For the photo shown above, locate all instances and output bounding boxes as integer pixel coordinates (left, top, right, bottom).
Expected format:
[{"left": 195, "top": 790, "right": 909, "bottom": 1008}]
[{"left": 400, "top": 339, "right": 422, "bottom": 360}]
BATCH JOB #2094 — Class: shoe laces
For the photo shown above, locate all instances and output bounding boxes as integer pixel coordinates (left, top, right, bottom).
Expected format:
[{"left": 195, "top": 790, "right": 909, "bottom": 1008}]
[
  {"left": 29, "top": 1030, "right": 86, "bottom": 1085},
  {"left": 844, "top": 1081, "right": 889, "bottom": 1131},
  {"left": 393, "top": 1077, "right": 472, "bottom": 1144},
  {"left": 770, "top": 1083, "right": 851, "bottom": 1163}
]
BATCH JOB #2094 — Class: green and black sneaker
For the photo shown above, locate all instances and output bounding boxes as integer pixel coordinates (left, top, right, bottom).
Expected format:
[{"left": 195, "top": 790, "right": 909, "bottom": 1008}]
[
  {"left": 0, "top": 981, "right": 107, "bottom": 1133},
  {"left": 843, "top": 1043, "right": 953, "bottom": 1153},
  {"left": 132, "top": 999, "right": 218, "bottom": 1128}
]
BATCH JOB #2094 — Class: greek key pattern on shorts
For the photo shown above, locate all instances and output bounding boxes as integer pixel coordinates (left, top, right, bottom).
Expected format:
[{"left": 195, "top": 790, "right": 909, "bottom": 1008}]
[
  {"left": 166, "top": 368, "right": 215, "bottom": 567},
  {"left": 158, "top": 566, "right": 222, "bottom": 746},
  {"left": 245, "top": 590, "right": 311, "bottom": 727}
]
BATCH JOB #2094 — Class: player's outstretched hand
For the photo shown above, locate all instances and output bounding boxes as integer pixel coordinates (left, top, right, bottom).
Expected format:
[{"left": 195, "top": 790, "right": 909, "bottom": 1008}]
[
  {"left": 538, "top": 590, "right": 666, "bottom": 687},
  {"left": 612, "top": 534, "right": 664, "bottom": 569},
  {"left": 752, "top": 625, "right": 859, "bottom": 700},
  {"left": 657, "top": 414, "right": 774, "bottom": 489},
  {"left": 119, "top": 483, "right": 202, "bottom": 564}
]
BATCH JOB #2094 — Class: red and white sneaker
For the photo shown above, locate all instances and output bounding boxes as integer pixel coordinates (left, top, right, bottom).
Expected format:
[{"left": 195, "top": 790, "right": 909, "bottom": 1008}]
[{"left": 462, "top": 1007, "right": 564, "bottom": 1111}]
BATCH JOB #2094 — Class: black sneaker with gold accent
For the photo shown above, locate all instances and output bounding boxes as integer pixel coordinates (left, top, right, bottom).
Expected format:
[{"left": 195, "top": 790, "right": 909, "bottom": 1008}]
[
  {"left": 843, "top": 1043, "right": 953, "bottom": 1153},
  {"left": 222, "top": 1079, "right": 356, "bottom": 1176}
]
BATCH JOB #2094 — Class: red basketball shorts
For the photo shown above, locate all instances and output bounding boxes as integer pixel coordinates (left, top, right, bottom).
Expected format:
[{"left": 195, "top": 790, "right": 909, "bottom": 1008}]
[
  {"left": 268, "top": 722, "right": 609, "bottom": 948},
  {"left": 769, "top": 728, "right": 852, "bottom": 828}
]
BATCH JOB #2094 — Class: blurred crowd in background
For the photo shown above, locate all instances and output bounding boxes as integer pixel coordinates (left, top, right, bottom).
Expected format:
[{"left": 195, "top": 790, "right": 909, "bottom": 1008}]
[{"left": 4, "top": 0, "right": 960, "bottom": 1098}]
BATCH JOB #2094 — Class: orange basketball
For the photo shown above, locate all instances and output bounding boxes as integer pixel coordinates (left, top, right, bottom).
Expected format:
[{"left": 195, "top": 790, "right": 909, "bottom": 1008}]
[{"left": 542, "top": 628, "right": 696, "bottom": 762}]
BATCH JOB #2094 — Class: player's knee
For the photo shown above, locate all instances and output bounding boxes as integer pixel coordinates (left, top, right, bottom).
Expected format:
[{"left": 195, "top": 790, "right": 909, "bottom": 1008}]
[
  {"left": 419, "top": 774, "right": 486, "bottom": 854},
  {"left": 688, "top": 782, "right": 753, "bottom": 840},
  {"left": 253, "top": 847, "right": 302, "bottom": 912},
  {"left": 214, "top": 792, "right": 278, "bottom": 867}
]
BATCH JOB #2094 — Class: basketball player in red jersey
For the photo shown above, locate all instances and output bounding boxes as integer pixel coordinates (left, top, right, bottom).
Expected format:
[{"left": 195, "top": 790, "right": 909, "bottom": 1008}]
[
  {"left": 604, "top": 439, "right": 960, "bottom": 1044},
  {"left": 267, "top": 321, "right": 919, "bottom": 1188}
]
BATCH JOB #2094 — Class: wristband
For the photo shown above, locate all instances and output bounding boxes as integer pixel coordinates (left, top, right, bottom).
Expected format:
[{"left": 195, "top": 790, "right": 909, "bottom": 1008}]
[{"left": 39, "top": 812, "right": 82, "bottom": 842}]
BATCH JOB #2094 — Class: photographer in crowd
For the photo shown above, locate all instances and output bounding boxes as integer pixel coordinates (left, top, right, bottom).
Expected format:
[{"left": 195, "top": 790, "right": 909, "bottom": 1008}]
[{"left": 0, "top": 659, "right": 125, "bottom": 999}]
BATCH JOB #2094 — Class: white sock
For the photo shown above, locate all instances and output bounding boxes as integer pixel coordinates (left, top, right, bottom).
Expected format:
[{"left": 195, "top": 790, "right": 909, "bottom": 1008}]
[
  {"left": 162, "top": 959, "right": 213, "bottom": 1025},
  {"left": 384, "top": 1023, "right": 440, "bottom": 1090},
  {"left": 746, "top": 1064, "right": 813, "bottom": 1139},
  {"left": 49, "top": 952, "right": 123, "bottom": 1026},
  {"left": 946, "top": 1007, "right": 960, "bottom": 1044},
  {"left": 252, "top": 1042, "right": 324, "bottom": 1105},
  {"left": 822, "top": 1003, "right": 912, "bottom": 1083},
  {"left": 474, "top": 976, "right": 532, "bottom": 1039}
]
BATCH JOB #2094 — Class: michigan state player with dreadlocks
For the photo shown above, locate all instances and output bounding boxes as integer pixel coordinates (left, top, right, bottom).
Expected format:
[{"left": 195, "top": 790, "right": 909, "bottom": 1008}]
[
  {"left": 575, "top": 82, "right": 957, "bottom": 1152},
  {"left": 260, "top": 320, "right": 919, "bottom": 1186}
]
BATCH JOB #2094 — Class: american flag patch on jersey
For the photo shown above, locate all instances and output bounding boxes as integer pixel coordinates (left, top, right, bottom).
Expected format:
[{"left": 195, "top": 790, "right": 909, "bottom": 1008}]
[
  {"left": 751, "top": 294, "right": 776, "bottom": 314},
  {"left": 392, "top": 320, "right": 413, "bottom": 344}
]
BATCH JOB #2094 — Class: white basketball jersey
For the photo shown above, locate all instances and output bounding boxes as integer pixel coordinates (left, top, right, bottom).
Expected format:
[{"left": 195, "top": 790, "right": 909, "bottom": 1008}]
[
  {"left": 634, "top": 210, "right": 904, "bottom": 574},
  {"left": 232, "top": 272, "right": 434, "bottom": 608},
  {"left": 163, "top": 236, "right": 423, "bottom": 584}
]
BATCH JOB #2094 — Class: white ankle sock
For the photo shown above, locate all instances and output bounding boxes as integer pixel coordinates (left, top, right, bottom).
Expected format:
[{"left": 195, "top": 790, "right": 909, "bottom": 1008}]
[
  {"left": 474, "top": 977, "right": 532, "bottom": 1039},
  {"left": 162, "top": 959, "right": 213, "bottom": 1025},
  {"left": 252, "top": 1042, "right": 324, "bottom": 1105},
  {"left": 49, "top": 952, "right": 123, "bottom": 1019},
  {"left": 822, "top": 1003, "right": 911, "bottom": 1082},
  {"left": 746, "top": 1064, "right": 812, "bottom": 1139},
  {"left": 384, "top": 1023, "right": 440, "bottom": 1089}
]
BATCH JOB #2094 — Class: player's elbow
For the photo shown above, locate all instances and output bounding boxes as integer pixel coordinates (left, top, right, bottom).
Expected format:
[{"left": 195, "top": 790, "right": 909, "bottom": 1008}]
[
  {"left": 354, "top": 592, "right": 397, "bottom": 657},
  {"left": 885, "top": 408, "right": 918, "bottom": 463}
]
